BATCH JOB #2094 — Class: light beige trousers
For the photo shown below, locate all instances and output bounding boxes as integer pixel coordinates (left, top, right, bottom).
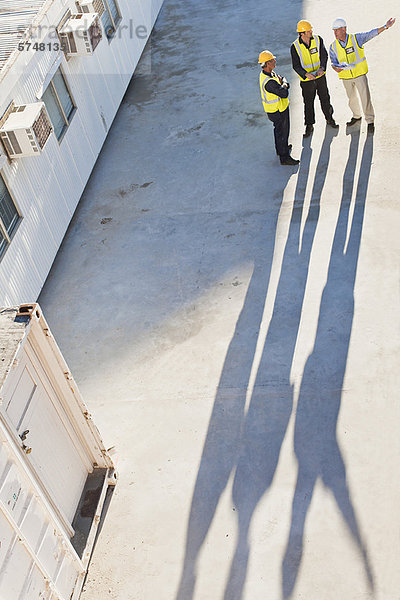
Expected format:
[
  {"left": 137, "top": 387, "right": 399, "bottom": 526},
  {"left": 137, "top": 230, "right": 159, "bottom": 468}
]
[{"left": 342, "top": 74, "right": 375, "bottom": 124}]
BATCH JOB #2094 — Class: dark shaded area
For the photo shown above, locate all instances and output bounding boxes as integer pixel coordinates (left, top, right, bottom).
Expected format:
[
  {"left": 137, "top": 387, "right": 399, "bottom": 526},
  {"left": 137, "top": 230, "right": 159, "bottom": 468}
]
[
  {"left": 71, "top": 467, "right": 108, "bottom": 557},
  {"left": 224, "top": 129, "right": 336, "bottom": 600},
  {"left": 176, "top": 126, "right": 342, "bottom": 600},
  {"left": 175, "top": 174, "right": 292, "bottom": 600},
  {"left": 282, "top": 133, "right": 374, "bottom": 598}
]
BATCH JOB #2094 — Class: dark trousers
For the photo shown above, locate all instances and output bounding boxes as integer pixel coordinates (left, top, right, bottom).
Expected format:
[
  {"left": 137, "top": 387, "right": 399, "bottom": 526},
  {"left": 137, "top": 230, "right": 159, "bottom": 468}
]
[
  {"left": 267, "top": 107, "right": 290, "bottom": 159},
  {"left": 300, "top": 74, "right": 333, "bottom": 125}
]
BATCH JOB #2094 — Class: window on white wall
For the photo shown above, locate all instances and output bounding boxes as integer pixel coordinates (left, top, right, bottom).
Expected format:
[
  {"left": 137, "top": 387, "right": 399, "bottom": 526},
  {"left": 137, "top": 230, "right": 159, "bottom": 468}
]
[
  {"left": 0, "top": 175, "right": 20, "bottom": 260},
  {"left": 102, "top": 0, "right": 121, "bottom": 38},
  {"left": 42, "top": 68, "right": 75, "bottom": 141}
]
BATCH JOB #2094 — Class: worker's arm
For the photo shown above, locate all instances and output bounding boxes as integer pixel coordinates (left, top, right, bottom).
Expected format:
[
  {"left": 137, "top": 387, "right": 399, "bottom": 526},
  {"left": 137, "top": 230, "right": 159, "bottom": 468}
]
[
  {"left": 355, "top": 19, "right": 395, "bottom": 47},
  {"left": 264, "top": 78, "right": 289, "bottom": 99},
  {"left": 318, "top": 36, "right": 328, "bottom": 70},
  {"left": 329, "top": 43, "right": 342, "bottom": 72},
  {"left": 359, "top": 17, "right": 396, "bottom": 41},
  {"left": 379, "top": 16, "right": 396, "bottom": 32},
  {"left": 290, "top": 43, "right": 308, "bottom": 79},
  {"left": 315, "top": 36, "right": 328, "bottom": 76}
]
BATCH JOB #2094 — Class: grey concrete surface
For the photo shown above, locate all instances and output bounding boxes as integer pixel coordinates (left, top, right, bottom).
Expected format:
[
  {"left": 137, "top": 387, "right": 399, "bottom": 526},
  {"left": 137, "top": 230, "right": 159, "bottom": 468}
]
[{"left": 39, "top": 1, "right": 400, "bottom": 599}]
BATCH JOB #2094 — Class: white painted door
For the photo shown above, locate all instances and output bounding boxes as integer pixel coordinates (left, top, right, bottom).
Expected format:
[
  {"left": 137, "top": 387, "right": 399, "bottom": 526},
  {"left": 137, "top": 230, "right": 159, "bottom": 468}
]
[{"left": 1, "top": 344, "right": 88, "bottom": 526}]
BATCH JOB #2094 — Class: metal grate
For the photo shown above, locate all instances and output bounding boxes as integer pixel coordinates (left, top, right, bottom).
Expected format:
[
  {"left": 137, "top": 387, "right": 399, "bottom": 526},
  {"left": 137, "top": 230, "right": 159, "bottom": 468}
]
[
  {"left": 79, "top": 0, "right": 105, "bottom": 17},
  {"left": 89, "top": 19, "right": 102, "bottom": 52},
  {"left": 0, "top": 132, "right": 15, "bottom": 157},
  {"left": 4, "top": 131, "right": 22, "bottom": 155},
  {"left": 32, "top": 106, "right": 52, "bottom": 150},
  {"left": 93, "top": 0, "right": 105, "bottom": 17}
]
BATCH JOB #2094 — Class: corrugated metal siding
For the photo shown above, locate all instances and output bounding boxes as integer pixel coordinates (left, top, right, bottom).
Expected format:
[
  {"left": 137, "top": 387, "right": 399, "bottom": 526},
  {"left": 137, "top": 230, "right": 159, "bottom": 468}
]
[
  {"left": 0, "top": 0, "right": 51, "bottom": 76},
  {"left": 0, "top": 0, "right": 165, "bottom": 305}
]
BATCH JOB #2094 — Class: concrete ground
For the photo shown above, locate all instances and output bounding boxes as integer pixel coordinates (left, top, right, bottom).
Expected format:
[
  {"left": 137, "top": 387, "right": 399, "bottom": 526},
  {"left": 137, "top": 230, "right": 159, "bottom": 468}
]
[{"left": 39, "top": 0, "right": 400, "bottom": 599}]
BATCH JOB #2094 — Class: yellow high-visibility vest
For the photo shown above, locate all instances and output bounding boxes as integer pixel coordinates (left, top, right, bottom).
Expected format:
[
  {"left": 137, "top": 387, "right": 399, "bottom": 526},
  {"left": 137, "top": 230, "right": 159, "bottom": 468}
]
[
  {"left": 331, "top": 34, "right": 368, "bottom": 79},
  {"left": 292, "top": 36, "right": 324, "bottom": 81},
  {"left": 259, "top": 71, "right": 289, "bottom": 113}
]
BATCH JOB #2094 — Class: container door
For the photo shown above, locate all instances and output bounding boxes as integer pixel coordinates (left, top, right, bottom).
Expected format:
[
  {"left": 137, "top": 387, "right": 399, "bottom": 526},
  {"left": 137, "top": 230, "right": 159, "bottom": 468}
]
[{"left": 1, "top": 346, "right": 89, "bottom": 526}]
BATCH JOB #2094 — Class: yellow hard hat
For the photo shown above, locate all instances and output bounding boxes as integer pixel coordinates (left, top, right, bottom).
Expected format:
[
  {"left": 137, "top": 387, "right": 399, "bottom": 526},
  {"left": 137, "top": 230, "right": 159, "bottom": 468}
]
[
  {"left": 297, "top": 19, "right": 312, "bottom": 32},
  {"left": 258, "top": 50, "right": 275, "bottom": 64}
]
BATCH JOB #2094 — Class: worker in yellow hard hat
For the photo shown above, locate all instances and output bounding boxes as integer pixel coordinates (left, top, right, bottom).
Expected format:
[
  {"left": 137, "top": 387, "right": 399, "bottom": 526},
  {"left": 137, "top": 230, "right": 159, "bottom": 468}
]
[
  {"left": 330, "top": 16, "right": 396, "bottom": 133},
  {"left": 291, "top": 20, "right": 338, "bottom": 138},
  {"left": 258, "top": 50, "right": 299, "bottom": 166}
]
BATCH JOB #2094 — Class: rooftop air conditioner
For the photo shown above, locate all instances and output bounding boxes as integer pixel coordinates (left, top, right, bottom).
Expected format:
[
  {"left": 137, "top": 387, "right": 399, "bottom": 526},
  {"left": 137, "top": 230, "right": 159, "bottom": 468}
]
[
  {"left": 77, "top": 0, "right": 105, "bottom": 17},
  {"left": 0, "top": 103, "right": 53, "bottom": 159},
  {"left": 59, "top": 13, "right": 102, "bottom": 57}
]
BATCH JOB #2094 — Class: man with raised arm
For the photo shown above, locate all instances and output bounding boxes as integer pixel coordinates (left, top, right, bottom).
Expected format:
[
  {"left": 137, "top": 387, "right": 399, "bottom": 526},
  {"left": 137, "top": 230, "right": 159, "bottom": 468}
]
[{"left": 330, "top": 17, "right": 396, "bottom": 133}]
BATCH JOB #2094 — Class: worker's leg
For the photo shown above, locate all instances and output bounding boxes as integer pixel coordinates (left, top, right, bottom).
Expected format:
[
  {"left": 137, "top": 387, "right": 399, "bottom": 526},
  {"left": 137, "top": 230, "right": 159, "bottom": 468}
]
[
  {"left": 354, "top": 74, "right": 375, "bottom": 124},
  {"left": 300, "top": 80, "right": 317, "bottom": 125},
  {"left": 342, "top": 79, "right": 362, "bottom": 118},
  {"left": 268, "top": 109, "right": 290, "bottom": 158},
  {"left": 316, "top": 74, "right": 334, "bottom": 122}
]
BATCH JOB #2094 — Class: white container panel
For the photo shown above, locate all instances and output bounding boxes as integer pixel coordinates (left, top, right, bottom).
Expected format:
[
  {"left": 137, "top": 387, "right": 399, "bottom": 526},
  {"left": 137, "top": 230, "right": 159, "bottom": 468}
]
[
  {"left": 0, "top": 512, "right": 18, "bottom": 571},
  {"left": 21, "top": 497, "right": 50, "bottom": 554},
  {"left": 60, "top": 76, "right": 104, "bottom": 157},
  {"left": 0, "top": 463, "right": 29, "bottom": 525},
  {"left": 0, "top": 437, "right": 82, "bottom": 600},
  {"left": 0, "top": 519, "right": 32, "bottom": 597},
  {"left": 54, "top": 555, "right": 80, "bottom": 599},
  {"left": 21, "top": 151, "right": 70, "bottom": 216},
  {"left": 0, "top": 447, "right": 8, "bottom": 483},
  {"left": 0, "top": 239, "right": 45, "bottom": 306},
  {"left": 54, "top": 145, "right": 85, "bottom": 213},
  {"left": 37, "top": 527, "right": 64, "bottom": 581},
  {"left": 2, "top": 347, "right": 89, "bottom": 524},
  {"left": 23, "top": 565, "right": 51, "bottom": 600},
  {"left": 5, "top": 215, "right": 57, "bottom": 290}
]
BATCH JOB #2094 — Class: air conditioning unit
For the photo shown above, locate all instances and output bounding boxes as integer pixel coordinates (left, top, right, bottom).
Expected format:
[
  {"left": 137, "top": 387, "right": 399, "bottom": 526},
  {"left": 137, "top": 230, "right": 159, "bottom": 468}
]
[
  {"left": 59, "top": 13, "right": 102, "bottom": 57},
  {"left": 77, "top": 0, "right": 105, "bottom": 17},
  {"left": 0, "top": 103, "right": 53, "bottom": 159}
]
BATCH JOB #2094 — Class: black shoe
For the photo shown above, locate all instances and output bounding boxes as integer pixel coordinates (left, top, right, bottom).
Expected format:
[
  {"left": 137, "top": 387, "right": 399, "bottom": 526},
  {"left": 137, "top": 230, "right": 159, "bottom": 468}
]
[
  {"left": 326, "top": 119, "right": 339, "bottom": 128},
  {"left": 367, "top": 122, "right": 375, "bottom": 134},
  {"left": 280, "top": 155, "right": 300, "bottom": 166},
  {"left": 346, "top": 116, "right": 362, "bottom": 126},
  {"left": 276, "top": 144, "right": 292, "bottom": 156},
  {"left": 303, "top": 124, "right": 314, "bottom": 138}
]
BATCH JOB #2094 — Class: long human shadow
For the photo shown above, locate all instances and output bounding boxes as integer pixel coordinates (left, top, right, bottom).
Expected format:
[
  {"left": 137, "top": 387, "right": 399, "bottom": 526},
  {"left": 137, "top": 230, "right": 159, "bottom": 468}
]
[
  {"left": 174, "top": 166, "right": 294, "bottom": 600},
  {"left": 222, "top": 127, "right": 338, "bottom": 600},
  {"left": 281, "top": 132, "right": 375, "bottom": 599}
]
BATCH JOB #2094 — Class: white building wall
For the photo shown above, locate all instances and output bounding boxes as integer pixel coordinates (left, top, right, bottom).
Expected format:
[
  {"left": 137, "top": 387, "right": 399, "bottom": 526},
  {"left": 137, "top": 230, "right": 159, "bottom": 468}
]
[{"left": 0, "top": 0, "right": 164, "bottom": 305}]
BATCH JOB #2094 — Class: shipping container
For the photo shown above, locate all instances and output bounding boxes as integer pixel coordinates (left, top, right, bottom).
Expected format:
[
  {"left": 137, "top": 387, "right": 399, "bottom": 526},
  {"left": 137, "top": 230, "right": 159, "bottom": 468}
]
[{"left": 0, "top": 303, "right": 116, "bottom": 599}]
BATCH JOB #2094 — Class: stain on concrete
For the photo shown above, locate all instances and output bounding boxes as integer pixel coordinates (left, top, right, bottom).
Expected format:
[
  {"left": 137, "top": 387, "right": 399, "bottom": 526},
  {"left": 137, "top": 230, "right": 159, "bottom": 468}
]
[
  {"left": 245, "top": 112, "right": 263, "bottom": 127},
  {"left": 168, "top": 68, "right": 192, "bottom": 78},
  {"left": 166, "top": 122, "right": 205, "bottom": 141},
  {"left": 236, "top": 62, "right": 254, "bottom": 69},
  {"left": 117, "top": 184, "right": 139, "bottom": 197},
  {"left": 100, "top": 111, "right": 108, "bottom": 133}
]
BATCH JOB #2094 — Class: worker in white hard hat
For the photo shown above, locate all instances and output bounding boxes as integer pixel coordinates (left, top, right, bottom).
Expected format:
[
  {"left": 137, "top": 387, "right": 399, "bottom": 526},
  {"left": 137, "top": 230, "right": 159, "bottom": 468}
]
[
  {"left": 291, "top": 20, "right": 339, "bottom": 138},
  {"left": 329, "top": 17, "right": 396, "bottom": 133},
  {"left": 258, "top": 50, "right": 299, "bottom": 166}
]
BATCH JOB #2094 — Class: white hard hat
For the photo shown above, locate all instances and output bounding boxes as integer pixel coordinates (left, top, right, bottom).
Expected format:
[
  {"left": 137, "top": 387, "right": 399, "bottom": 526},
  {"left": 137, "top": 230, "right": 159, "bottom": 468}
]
[{"left": 332, "top": 18, "right": 347, "bottom": 29}]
